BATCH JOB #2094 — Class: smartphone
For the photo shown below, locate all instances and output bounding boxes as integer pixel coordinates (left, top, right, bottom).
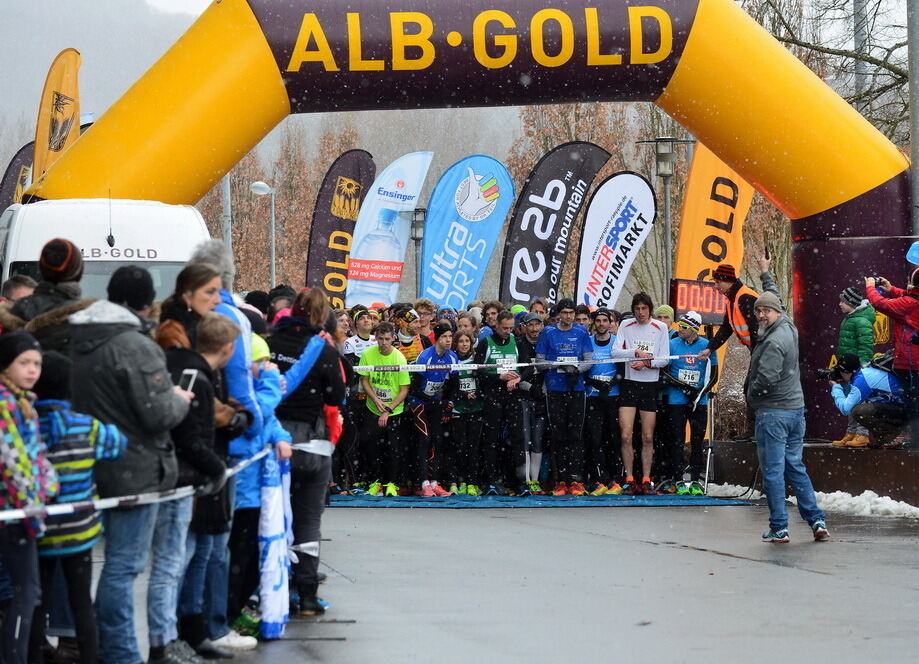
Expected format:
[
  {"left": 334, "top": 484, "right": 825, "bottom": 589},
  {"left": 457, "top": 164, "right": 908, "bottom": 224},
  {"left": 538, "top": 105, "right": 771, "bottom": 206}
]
[
  {"left": 179, "top": 368, "right": 198, "bottom": 392},
  {"left": 764, "top": 246, "right": 771, "bottom": 260}
]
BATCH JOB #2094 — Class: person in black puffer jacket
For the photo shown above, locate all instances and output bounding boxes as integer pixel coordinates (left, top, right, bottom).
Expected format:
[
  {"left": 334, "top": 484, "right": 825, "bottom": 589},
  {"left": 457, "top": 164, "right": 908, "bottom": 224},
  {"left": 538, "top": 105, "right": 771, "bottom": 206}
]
[{"left": 268, "top": 288, "right": 346, "bottom": 617}]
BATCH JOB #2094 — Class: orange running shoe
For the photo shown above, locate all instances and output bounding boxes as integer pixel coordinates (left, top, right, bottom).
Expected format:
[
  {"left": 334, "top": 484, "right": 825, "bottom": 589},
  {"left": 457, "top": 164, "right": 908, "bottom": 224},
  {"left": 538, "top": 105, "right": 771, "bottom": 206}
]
[
  {"left": 431, "top": 483, "right": 452, "bottom": 497},
  {"left": 552, "top": 482, "right": 568, "bottom": 496},
  {"left": 568, "top": 482, "right": 587, "bottom": 496}
]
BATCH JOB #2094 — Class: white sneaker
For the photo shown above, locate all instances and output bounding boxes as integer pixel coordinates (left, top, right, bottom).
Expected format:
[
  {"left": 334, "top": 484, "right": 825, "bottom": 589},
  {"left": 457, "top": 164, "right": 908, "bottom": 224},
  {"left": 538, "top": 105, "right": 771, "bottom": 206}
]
[{"left": 211, "top": 630, "right": 258, "bottom": 651}]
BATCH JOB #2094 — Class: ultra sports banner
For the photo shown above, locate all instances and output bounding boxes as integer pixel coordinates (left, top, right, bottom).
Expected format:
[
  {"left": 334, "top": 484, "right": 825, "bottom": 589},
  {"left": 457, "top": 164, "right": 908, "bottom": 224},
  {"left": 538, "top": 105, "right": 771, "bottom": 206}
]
[
  {"left": 306, "top": 149, "right": 376, "bottom": 308},
  {"left": 420, "top": 155, "right": 514, "bottom": 309},
  {"left": 576, "top": 171, "right": 657, "bottom": 308},
  {"left": 499, "top": 142, "right": 610, "bottom": 306},
  {"left": 672, "top": 142, "right": 752, "bottom": 284},
  {"left": 345, "top": 151, "right": 433, "bottom": 307}
]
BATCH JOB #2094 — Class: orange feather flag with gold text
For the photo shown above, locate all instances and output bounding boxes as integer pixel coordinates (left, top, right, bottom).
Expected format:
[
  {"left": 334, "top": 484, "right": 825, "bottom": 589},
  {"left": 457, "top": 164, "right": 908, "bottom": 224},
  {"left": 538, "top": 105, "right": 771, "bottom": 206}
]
[{"left": 33, "top": 48, "right": 82, "bottom": 181}]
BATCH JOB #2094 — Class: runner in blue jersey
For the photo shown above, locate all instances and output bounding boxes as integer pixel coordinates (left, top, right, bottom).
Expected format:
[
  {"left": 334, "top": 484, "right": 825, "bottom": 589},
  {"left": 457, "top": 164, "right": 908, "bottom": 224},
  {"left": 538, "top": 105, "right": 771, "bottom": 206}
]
[
  {"left": 408, "top": 323, "right": 458, "bottom": 497},
  {"left": 662, "top": 311, "right": 718, "bottom": 491},
  {"left": 535, "top": 298, "right": 593, "bottom": 496},
  {"left": 583, "top": 308, "right": 623, "bottom": 495}
]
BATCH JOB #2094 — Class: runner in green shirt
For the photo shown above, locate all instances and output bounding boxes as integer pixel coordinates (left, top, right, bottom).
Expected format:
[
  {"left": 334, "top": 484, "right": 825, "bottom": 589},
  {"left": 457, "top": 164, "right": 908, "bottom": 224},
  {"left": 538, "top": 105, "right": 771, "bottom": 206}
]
[{"left": 356, "top": 322, "right": 410, "bottom": 496}]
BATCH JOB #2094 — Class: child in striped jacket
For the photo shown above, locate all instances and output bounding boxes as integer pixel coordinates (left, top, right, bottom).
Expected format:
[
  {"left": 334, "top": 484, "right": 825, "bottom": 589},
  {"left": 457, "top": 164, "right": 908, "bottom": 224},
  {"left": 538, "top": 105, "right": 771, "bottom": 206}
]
[{"left": 27, "top": 351, "right": 126, "bottom": 664}]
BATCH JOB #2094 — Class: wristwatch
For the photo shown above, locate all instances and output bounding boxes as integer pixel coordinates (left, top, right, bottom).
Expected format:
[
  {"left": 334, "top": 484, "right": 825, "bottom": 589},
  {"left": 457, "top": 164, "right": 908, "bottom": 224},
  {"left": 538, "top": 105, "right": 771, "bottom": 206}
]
[{"left": 384, "top": 406, "right": 394, "bottom": 414}]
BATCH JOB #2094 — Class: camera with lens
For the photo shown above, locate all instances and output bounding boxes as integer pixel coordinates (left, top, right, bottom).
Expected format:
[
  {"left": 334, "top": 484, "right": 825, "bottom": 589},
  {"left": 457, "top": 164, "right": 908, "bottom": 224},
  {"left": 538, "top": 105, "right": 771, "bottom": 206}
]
[{"left": 816, "top": 366, "right": 842, "bottom": 381}]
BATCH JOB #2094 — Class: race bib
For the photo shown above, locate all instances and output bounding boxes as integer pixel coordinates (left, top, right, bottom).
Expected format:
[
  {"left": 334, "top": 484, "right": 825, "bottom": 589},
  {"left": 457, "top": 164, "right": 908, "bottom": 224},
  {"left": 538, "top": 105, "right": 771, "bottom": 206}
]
[
  {"left": 678, "top": 369, "right": 701, "bottom": 384},
  {"left": 497, "top": 358, "right": 516, "bottom": 375},
  {"left": 423, "top": 380, "right": 445, "bottom": 397},
  {"left": 459, "top": 376, "right": 476, "bottom": 392},
  {"left": 556, "top": 356, "right": 577, "bottom": 373},
  {"left": 375, "top": 386, "right": 393, "bottom": 403},
  {"left": 633, "top": 340, "right": 653, "bottom": 353}
]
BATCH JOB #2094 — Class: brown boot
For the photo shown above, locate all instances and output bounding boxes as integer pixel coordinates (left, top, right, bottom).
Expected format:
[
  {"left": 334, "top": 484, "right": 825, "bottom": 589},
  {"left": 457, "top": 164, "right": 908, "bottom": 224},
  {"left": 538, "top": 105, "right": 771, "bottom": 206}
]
[
  {"left": 832, "top": 432, "right": 855, "bottom": 447},
  {"left": 846, "top": 434, "right": 871, "bottom": 448}
]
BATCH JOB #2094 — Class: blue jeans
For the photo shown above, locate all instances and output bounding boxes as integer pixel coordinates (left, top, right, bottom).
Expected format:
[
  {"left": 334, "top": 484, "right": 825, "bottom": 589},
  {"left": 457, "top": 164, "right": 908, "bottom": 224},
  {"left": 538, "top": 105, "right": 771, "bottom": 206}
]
[
  {"left": 178, "top": 476, "right": 235, "bottom": 641},
  {"left": 148, "top": 496, "right": 193, "bottom": 648},
  {"left": 178, "top": 530, "right": 231, "bottom": 640},
  {"left": 96, "top": 504, "right": 159, "bottom": 664},
  {"left": 755, "top": 408, "right": 825, "bottom": 530}
]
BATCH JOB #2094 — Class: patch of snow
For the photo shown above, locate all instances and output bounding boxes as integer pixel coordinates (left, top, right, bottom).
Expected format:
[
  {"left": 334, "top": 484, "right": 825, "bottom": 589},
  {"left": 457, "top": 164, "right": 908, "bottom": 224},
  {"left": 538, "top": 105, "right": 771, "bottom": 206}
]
[{"left": 707, "top": 483, "right": 919, "bottom": 518}]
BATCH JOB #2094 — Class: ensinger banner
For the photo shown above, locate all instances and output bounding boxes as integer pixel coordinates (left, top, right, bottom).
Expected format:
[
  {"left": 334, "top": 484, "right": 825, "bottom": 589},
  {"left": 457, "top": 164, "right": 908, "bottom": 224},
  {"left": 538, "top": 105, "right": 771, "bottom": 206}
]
[
  {"left": 346, "top": 151, "right": 433, "bottom": 307},
  {"left": 306, "top": 149, "right": 376, "bottom": 308},
  {"left": 576, "top": 171, "right": 657, "bottom": 308},
  {"left": 420, "top": 155, "right": 514, "bottom": 309},
  {"left": 499, "top": 141, "right": 610, "bottom": 306}
]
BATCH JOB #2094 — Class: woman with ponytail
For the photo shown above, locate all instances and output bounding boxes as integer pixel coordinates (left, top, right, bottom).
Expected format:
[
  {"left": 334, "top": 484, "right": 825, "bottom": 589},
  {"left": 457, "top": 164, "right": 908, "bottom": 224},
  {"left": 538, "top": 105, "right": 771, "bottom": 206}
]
[{"left": 268, "top": 288, "right": 346, "bottom": 616}]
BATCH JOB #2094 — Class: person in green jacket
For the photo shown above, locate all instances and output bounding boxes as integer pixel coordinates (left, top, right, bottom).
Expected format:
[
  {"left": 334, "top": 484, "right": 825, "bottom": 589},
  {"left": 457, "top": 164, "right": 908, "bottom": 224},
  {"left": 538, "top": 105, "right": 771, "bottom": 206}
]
[{"left": 833, "top": 287, "right": 876, "bottom": 446}]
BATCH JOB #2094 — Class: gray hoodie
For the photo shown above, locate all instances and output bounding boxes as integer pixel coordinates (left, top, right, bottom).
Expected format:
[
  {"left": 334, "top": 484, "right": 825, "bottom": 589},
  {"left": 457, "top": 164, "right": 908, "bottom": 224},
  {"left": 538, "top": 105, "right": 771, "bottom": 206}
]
[
  {"left": 746, "top": 314, "right": 804, "bottom": 412},
  {"left": 69, "top": 300, "right": 189, "bottom": 498}
]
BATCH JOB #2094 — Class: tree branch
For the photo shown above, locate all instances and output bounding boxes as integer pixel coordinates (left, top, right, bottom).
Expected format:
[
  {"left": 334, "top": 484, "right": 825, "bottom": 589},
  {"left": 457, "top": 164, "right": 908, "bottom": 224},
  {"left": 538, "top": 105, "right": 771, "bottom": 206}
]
[{"left": 774, "top": 34, "right": 907, "bottom": 78}]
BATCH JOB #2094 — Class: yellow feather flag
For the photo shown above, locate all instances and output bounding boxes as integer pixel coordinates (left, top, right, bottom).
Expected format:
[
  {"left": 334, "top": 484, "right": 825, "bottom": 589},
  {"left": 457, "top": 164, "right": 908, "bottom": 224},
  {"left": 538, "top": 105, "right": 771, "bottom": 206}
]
[
  {"left": 672, "top": 142, "right": 754, "bottom": 396},
  {"left": 33, "top": 48, "right": 82, "bottom": 180}
]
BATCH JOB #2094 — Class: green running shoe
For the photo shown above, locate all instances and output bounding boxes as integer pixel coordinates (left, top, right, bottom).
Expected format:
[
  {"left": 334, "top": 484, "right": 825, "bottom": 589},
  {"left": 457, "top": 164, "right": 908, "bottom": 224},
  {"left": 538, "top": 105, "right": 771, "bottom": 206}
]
[
  {"left": 367, "top": 480, "right": 383, "bottom": 496},
  {"left": 466, "top": 484, "right": 481, "bottom": 497},
  {"left": 689, "top": 481, "right": 705, "bottom": 496},
  {"left": 676, "top": 482, "right": 691, "bottom": 495},
  {"left": 458, "top": 482, "right": 468, "bottom": 495},
  {"left": 231, "top": 608, "right": 260, "bottom": 637},
  {"left": 384, "top": 482, "right": 400, "bottom": 497},
  {"left": 448, "top": 482, "right": 460, "bottom": 494}
]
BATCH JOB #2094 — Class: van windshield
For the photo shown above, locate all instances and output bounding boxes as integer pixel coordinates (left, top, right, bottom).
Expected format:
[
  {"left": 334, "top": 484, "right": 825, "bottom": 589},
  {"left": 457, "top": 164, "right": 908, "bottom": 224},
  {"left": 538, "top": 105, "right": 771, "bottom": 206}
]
[{"left": 10, "top": 261, "right": 186, "bottom": 302}]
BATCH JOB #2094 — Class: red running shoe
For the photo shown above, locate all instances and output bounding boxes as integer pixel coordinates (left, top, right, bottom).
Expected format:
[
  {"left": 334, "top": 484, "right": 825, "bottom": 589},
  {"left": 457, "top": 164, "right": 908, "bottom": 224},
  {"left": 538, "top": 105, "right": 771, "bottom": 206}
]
[
  {"left": 431, "top": 483, "right": 452, "bottom": 497},
  {"left": 552, "top": 482, "right": 568, "bottom": 496},
  {"left": 568, "top": 482, "right": 587, "bottom": 496}
]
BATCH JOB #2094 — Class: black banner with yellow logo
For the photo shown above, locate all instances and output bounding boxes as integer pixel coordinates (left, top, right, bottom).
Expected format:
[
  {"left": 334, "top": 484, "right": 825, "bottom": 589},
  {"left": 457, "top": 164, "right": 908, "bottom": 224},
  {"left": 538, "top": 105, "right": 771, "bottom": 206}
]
[
  {"left": 306, "top": 149, "right": 376, "bottom": 308},
  {"left": 248, "top": 0, "right": 697, "bottom": 113},
  {"left": 0, "top": 141, "right": 35, "bottom": 209}
]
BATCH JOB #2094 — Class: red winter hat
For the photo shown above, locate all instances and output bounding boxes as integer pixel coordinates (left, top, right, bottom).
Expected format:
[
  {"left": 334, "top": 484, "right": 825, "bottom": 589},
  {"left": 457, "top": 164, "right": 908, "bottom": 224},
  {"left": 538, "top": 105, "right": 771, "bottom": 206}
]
[{"left": 713, "top": 264, "right": 738, "bottom": 282}]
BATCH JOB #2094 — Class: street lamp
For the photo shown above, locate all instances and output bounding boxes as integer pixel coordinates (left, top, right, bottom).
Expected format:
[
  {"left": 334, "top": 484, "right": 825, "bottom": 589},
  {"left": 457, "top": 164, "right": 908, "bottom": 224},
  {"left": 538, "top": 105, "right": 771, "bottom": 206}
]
[
  {"left": 636, "top": 136, "right": 694, "bottom": 301},
  {"left": 250, "top": 180, "right": 276, "bottom": 287},
  {"left": 412, "top": 207, "right": 426, "bottom": 298}
]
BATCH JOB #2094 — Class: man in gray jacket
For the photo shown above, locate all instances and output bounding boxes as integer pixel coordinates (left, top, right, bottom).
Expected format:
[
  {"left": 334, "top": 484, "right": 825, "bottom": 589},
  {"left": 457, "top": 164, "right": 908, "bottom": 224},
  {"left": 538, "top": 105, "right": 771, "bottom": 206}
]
[
  {"left": 747, "top": 292, "right": 829, "bottom": 544},
  {"left": 70, "top": 266, "right": 194, "bottom": 664}
]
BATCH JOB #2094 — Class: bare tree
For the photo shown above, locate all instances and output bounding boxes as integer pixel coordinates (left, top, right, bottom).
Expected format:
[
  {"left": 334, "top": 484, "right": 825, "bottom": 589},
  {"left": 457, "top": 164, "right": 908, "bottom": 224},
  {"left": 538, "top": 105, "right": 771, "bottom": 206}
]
[{"left": 742, "top": 0, "right": 908, "bottom": 144}]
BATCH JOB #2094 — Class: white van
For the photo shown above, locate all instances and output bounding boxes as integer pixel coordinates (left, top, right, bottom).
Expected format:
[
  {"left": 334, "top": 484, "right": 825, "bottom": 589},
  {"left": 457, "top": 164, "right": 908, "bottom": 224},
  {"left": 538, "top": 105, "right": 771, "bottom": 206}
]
[{"left": 0, "top": 199, "right": 211, "bottom": 300}]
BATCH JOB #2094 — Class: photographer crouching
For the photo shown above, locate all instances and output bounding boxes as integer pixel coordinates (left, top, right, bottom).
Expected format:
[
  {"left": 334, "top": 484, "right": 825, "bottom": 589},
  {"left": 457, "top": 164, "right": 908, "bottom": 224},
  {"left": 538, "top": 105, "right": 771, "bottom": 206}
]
[{"left": 828, "top": 352, "right": 907, "bottom": 448}]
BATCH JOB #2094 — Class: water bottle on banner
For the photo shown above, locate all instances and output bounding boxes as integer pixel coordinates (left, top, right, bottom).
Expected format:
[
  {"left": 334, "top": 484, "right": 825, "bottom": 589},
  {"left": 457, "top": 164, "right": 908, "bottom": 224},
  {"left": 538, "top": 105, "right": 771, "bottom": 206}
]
[{"left": 349, "top": 207, "right": 403, "bottom": 304}]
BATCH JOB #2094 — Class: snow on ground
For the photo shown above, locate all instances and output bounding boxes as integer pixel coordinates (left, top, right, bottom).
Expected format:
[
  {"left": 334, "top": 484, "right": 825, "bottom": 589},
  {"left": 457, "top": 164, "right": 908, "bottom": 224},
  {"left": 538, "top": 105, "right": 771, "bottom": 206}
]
[{"left": 707, "top": 483, "right": 919, "bottom": 519}]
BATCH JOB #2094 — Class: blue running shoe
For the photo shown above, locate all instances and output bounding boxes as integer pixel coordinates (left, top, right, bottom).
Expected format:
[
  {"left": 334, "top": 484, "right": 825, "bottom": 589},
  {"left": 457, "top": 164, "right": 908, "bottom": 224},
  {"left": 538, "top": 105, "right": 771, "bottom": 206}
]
[{"left": 762, "top": 528, "right": 790, "bottom": 543}]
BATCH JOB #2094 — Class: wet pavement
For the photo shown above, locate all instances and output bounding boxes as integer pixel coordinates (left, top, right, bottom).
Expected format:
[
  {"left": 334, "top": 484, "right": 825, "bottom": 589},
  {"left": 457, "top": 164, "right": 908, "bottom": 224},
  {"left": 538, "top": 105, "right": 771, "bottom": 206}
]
[{"left": 229, "top": 503, "right": 919, "bottom": 663}]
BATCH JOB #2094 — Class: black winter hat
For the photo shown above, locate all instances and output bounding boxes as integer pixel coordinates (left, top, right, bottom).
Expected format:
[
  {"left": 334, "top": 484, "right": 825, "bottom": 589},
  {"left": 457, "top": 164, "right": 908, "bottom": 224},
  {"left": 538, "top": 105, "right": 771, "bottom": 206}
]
[
  {"left": 244, "top": 290, "right": 270, "bottom": 315},
  {"left": 0, "top": 331, "right": 41, "bottom": 373},
  {"left": 107, "top": 265, "right": 156, "bottom": 311},
  {"left": 555, "top": 298, "right": 576, "bottom": 313},
  {"left": 33, "top": 350, "right": 70, "bottom": 400},
  {"left": 267, "top": 284, "right": 296, "bottom": 304},
  {"left": 40, "top": 238, "right": 84, "bottom": 284},
  {"left": 837, "top": 353, "right": 861, "bottom": 373}
]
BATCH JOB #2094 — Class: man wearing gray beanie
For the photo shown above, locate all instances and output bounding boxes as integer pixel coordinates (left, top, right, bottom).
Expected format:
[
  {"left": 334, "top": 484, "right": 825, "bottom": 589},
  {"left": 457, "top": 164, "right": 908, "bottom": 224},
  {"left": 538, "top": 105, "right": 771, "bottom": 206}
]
[{"left": 747, "top": 291, "right": 828, "bottom": 543}]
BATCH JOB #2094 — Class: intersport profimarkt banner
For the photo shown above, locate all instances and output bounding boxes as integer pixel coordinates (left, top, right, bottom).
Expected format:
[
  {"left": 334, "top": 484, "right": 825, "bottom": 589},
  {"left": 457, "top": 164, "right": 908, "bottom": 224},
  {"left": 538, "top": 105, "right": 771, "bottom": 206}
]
[
  {"left": 420, "top": 155, "right": 515, "bottom": 308},
  {"left": 345, "top": 151, "right": 433, "bottom": 308},
  {"left": 576, "top": 171, "right": 657, "bottom": 308},
  {"left": 499, "top": 141, "right": 610, "bottom": 306},
  {"left": 306, "top": 149, "right": 376, "bottom": 308}
]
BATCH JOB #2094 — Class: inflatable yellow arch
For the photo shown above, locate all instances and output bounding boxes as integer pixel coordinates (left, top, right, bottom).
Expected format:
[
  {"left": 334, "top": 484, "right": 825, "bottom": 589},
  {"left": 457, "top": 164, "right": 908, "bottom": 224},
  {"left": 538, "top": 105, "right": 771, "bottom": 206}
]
[{"left": 25, "top": 0, "right": 911, "bottom": 435}]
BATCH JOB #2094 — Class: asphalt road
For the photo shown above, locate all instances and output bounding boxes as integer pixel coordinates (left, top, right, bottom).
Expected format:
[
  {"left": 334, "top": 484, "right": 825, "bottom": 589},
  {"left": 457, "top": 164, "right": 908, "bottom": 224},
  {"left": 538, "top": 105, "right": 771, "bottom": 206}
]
[{"left": 229, "top": 503, "right": 919, "bottom": 663}]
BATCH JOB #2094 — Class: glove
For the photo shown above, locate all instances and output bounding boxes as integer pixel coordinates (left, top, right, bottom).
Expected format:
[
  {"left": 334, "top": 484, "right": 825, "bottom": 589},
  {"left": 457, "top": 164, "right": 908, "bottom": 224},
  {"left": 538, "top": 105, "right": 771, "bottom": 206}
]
[
  {"left": 587, "top": 378, "right": 612, "bottom": 395},
  {"left": 195, "top": 471, "right": 228, "bottom": 497},
  {"left": 324, "top": 405, "right": 343, "bottom": 444},
  {"left": 222, "top": 410, "right": 251, "bottom": 438}
]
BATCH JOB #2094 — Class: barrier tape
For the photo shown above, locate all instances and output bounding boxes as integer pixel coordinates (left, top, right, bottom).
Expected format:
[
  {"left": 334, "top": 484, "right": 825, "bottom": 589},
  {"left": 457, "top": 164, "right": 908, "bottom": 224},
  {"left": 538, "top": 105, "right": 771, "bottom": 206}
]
[
  {"left": 352, "top": 354, "right": 698, "bottom": 373},
  {"left": 0, "top": 447, "right": 272, "bottom": 524}
]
